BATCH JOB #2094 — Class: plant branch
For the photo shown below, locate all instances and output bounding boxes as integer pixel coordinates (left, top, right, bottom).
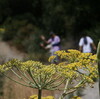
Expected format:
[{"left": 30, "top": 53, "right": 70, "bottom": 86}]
[
  {"left": 28, "top": 69, "right": 40, "bottom": 88},
  {"left": 3, "top": 74, "right": 32, "bottom": 88}
]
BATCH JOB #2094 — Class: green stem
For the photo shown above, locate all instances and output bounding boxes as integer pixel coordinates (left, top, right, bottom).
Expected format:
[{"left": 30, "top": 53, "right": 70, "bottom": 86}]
[
  {"left": 11, "top": 69, "right": 32, "bottom": 85},
  {"left": 64, "top": 79, "right": 70, "bottom": 93},
  {"left": 59, "top": 79, "right": 70, "bottom": 99},
  {"left": 59, "top": 80, "right": 86, "bottom": 98},
  {"left": 38, "top": 89, "right": 42, "bottom": 99},
  {"left": 42, "top": 75, "right": 61, "bottom": 88},
  {"left": 38, "top": 72, "right": 41, "bottom": 86},
  {"left": 3, "top": 74, "right": 31, "bottom": 87},
  {"left": 47, "top": 75, "right": 61, "bottom": 84},
  {"left": 64, "top": 88, "right": 77, "bottom": 96},
  {"left": 59, "top": 88, "right": 77, "bottom": 99},
  {"left": 75, "top": 79, "right": 85, "bottom": 88},
  {"left": 97, "top": 41, "right": 100, "bottom": 95},
  {"left": 98, "top": 61, "right": 100, "bottom": 95},
  {"left": 16, "top": 66, "right": 34, "bottom": 83},
  {"left": 28, "top": 69, "right": 40, "bottom": 88},
  {"left": 49, "top": 78, "right": 66, "bottom": 89},
  {"left": 11, "top": 69, "right": 22, "bottom": 79}
]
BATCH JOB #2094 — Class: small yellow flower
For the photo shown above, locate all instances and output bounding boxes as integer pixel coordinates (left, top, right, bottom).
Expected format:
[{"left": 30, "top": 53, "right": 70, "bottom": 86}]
[
  {"left": 29, "top": 95, "right": 38, "bottom": 99},
  {"left": 29, "top": 95, "right": 54, "bottom": 99},
  {"left": 48, "top": 55, "right": 56, "bottom": 62},
  {"left": 0, "top": 28, "right": 5, "bottom": 32},
  {"left": 46, "top": 96, "right": 55, "bottom": 99},
  {"left": 70, "top": 96, "right": 82, "bottom": 99}
]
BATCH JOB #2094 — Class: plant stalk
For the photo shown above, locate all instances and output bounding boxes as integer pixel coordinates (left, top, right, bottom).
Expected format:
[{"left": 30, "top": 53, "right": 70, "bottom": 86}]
[
  {"left": 97, "top": 41, "right": 100, "bottom": 95},
  {"left": 59, "top": 79, "right": 70, "bottom": 99},
  {"left": 98, "top": 61, "right": 100, "bottom": 95},
  {"left": 38, "top": 89, "right": 42, "bottom": 99}
]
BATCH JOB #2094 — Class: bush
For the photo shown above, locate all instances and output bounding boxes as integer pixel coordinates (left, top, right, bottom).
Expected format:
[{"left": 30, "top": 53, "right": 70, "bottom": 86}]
[{"left": 2, "top": 18, "right": 45, "bottom": 55}]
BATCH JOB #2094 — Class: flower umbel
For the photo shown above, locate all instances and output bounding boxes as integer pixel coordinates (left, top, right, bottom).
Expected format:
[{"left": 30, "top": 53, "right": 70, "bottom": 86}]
[{"left": 0, "top": 49, "right": 98, "bottom": 99}]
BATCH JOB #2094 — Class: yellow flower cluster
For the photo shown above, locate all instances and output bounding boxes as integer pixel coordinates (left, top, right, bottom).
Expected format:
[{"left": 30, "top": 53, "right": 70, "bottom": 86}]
[
  {"left": 70, "top": 96, "right": 82, "bottom": 99},
  {"left": 53, "top": 49, "right": 98, "bottom": 85},
  {"left": 0, "top": 59, "right": 20, "bottom": 73},
  {"left": 29, "top": 95, "right": 54, "bottom": 99},
  {"left": 54, "top": 49, "right": 81, "bottom": 63},
  {"left": 0, "top": 49, "right": 98, "bottom": 95},
  {"left": 48, "top": 56, "right": 56, "bottom": 62},
  {"left": 20, "top": 60, "right": 43, "bottom": 71}
]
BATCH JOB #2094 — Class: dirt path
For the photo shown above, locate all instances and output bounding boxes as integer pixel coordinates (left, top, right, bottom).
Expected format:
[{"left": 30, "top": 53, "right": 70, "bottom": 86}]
[
  {"left": 82, "top": 82, "right": 99, "bottom": 99},
  {"left": 0, "top": 41, "right": 25, "bottom": 61}
]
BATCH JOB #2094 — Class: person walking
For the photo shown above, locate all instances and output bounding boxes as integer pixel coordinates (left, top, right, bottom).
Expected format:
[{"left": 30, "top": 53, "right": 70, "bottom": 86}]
[
  {"left": 40, "top": 31, "right": 61, "bottom": 55},
  {"left": 79, "top": 33, "right": 96, "bottom": 53},
  {"left": 40, "top": 32, "right": 61, "bottom": 63}
]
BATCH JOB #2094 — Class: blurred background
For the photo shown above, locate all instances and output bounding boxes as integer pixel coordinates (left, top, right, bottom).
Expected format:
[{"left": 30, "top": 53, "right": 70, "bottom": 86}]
[{"left": 0, "top": 0, "right": 100, "bottom": 99}]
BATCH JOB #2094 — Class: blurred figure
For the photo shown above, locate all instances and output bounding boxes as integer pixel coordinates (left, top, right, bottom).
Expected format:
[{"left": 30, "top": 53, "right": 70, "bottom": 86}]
[
  {"left": 40, "top": 32, "right": 61, "bottom": 63},
  {"left": 40, "top": 42, "right": 52, "bottom": 54},
  {"left": 40, "top": 32, "right": 61, "bottom": 55},
  {"left": 79, "top": 33, "right": 96, "bottom": 53}
]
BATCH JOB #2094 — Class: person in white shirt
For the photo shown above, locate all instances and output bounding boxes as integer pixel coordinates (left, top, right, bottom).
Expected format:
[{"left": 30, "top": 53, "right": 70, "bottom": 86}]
[{"left": 79, "top": 33, "right": 96, "bottom": 53}]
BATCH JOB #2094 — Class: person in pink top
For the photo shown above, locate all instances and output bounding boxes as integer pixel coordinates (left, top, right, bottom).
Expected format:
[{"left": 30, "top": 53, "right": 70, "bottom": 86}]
[
  {"left": 40, "top": 32, "right": 61, "bottom": 63},
  {"left": 40, "top": 32, "right": 61, "bottom": 56}
]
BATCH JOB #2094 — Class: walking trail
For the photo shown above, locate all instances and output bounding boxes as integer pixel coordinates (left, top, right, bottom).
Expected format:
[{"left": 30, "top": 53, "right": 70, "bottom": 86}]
[
  {"left": 0, "top": 41, "right": 25, "bottom": 61},
  {"left": 0, "top": 41, "right": 99, "bottom": 99}
]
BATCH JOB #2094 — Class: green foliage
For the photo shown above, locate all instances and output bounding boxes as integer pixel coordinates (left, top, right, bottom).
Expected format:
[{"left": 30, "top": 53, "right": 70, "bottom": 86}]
[
  {"left": 0, "top": 0, "right": 100, "bottom": 55},
  {"left": 86, "top": 25, "right": 100, "bottom": 45},
  {"left": 0, "top": 0, "right": 11, "bottom": 23},
  {"left": 2, "top": 17, "right": 44, "bottom": 53}
]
